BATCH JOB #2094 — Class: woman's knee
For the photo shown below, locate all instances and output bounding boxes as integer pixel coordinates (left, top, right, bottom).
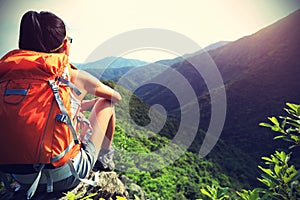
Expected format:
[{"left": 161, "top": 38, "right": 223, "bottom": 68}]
[{"left": 94, "top": 98, "right": 115, "bottom": 113}]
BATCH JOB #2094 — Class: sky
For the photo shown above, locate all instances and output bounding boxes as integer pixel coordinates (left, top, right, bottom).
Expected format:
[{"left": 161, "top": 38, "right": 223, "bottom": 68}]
[{"left": 0, "top": 0, "right": 300, "bottom": 63}]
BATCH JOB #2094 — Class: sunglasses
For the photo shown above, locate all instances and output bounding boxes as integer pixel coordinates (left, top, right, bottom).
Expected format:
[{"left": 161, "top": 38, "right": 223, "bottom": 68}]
[{"left": 67, "top": 36, "right": 73, "bottom": 43}]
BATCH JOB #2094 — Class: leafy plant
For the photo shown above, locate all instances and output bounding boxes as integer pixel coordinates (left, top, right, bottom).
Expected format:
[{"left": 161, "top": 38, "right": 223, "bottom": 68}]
[
  {"left": 63, "top": 191, "right": 85, "bottom": 200},
  {"left": 202, "top": 102, "right": 300, "bottom": 200},
  {"left": 198, "top": 185, "right": 230, "bottom": 200},
  {"left": 236, "top": 188, "right": 270, "bottom": 200},
  {"left": 257, "top": 151, "right": 300, "bottom": 200},
  {"left": 259, "top": 102, "right": 300, "bottom": 149},
  {"left": 257, "top": 102, "right": 300, "bottom": 199}
]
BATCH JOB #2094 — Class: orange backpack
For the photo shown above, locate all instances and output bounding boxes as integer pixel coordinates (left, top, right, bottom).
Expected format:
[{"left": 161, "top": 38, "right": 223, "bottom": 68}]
[{"left": 0, "top": 49, "right": 81, "bottom": 168}]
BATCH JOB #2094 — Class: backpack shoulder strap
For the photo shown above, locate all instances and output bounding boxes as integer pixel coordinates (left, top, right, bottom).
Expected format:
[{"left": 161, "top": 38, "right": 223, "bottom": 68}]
[
  {"left": 48, "top": 79, "right": 79, "bottom": 145},
  {"left": 58, "top": 77, "right": 81, "bottom": 96}
]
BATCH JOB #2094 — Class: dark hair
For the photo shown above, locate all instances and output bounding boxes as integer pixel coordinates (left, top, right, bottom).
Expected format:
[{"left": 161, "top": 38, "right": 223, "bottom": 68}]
[{"left": 19, "top": 11, "right": 66, "bottom": 53}]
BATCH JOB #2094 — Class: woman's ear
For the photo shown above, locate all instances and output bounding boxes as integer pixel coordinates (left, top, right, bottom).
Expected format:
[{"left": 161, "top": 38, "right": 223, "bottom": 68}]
[
  {"left": 62, "top": 39, "right": 70, "bottom": 55},
  {"left": 63, "top": 39, "right": 68, "bottom": 50}
]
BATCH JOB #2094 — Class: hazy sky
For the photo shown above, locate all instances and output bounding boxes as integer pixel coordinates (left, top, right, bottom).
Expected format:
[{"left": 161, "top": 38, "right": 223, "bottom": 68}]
[{"left": 0, "top": 0, "right": 300, "bottom": 63}]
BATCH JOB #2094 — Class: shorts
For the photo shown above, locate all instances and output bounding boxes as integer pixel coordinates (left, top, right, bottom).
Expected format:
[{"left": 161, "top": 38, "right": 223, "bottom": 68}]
[
  {"left": 53, "top": 139, "right": 98, "bottom": 191},
  {"left": 19, "top": 139, "right": 98, "bottom": 193}
]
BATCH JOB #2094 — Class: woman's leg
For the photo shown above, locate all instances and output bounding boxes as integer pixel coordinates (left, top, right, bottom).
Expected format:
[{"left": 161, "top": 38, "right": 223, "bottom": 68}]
[{"left": 86, "top": 98, "right": 116, "bottom": 158}]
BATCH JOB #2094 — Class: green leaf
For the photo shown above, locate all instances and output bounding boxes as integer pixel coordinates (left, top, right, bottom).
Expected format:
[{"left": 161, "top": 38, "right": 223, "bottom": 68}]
[
  {"left": 290, "top": 134, "right": 300, "bottom": 142},
  {"left": 259, "top": 122, "right": 273, "bottom": 128},
  {"left": 284, "top": 108, "right": 293, "bottom": 115},
  {"left": 261, "top": 156, "right": 274, "bottom": 163},
  {"left": 289, "top": 170, "right": 300, "bottom": 183},
  {"left": 80, "top": 193, "right": 97, "bottom": 200},
  {"left": 271, "top": 126, "right": 284, "bottom": 133},
  {"left": 258, "top": 166, "right": 275, "bottom": 177},
  {"left": 268, "top": 117, "right": 280, "bottom": 126},
  {"left": 285, "top": 117, "right": 300, "bottom": 124},
  {"left": 200, "top": 188, "right": 212, "bottom": 198},
  {"left": 219, "top": 195, "right": 230, "bottom": 200},
  {"left": 260, "top": 172, "right": 279, "bottom": 187},
  {"left": 257, "top": 178, "right": 271, "bottom": 187},
  {"left": 274, "top": 135, "right": 286, "bottom": 140},
  {"left": 274, "top": 165, "right": 281, "bottom": 177},
  {"left": 286, "top": 103, "right": 300, "bottom": 116},
  {"left": 249, "top": 189, "right": 259, "bottom": 199},
  {"left": 283, "top": 137, "right": 296, "bottom": 143},
  {"left": 288, "top": 145, "right": 297, "bottom": 149},
  {"left": 286, "top": 127, "right": 297, "bottom": 134},
  {"left": 284, "top": 152, "right": 291, "bottom": 163},
  {"left": 283, "top": 171, "right": 297, "bottom": 184},
  {"left": 286, "top": 122, "right": 300, "bottom": 129}
]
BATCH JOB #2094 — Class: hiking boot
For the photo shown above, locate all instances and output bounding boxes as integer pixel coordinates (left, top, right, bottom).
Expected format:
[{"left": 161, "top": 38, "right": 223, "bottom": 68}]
[{"left": 93, "top": 148, "right": 115, "bottom": 172}]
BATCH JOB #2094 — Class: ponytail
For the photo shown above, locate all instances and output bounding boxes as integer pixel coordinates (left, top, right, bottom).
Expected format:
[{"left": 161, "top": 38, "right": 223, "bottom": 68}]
[{"left": 19, "top": 11, "right": 66, "bottom": 53}]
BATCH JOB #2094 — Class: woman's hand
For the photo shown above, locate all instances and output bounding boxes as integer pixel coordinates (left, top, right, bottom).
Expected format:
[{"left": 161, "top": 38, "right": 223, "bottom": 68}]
[{"left": 81, "top": 98, "right": 100, "bottom": 111}]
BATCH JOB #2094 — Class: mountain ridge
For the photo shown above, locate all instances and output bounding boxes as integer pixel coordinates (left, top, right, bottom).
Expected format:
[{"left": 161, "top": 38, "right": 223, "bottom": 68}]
[
  {"left": 75, "top": 56, "right": 149, "bottom": 70},
  {"left": 136, "top": 8, "right": 300, "bottom": 170},
  {"left": 155, "top": 41, "right": 230, "bottom": 66},
  {"left": 74, "top": 41, "right": 230, "bottom": 81}
]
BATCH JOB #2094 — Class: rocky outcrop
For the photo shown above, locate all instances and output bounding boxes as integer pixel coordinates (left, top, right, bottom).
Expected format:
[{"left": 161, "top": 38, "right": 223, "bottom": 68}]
[{"left": 0, "top": 171, "right": 146, "bottom": 200}]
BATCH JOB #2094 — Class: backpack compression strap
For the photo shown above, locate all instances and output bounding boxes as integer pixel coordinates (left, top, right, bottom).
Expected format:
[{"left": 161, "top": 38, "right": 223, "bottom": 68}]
[
  {"left": 48, "top": 79, "right": 79, "bottom": 145},
  {"left": 26, "top": 164, "right": 45, "bottom": 199}
]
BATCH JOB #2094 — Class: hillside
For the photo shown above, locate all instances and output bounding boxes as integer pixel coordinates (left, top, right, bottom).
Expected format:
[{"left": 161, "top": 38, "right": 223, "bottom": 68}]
[
  {"left": 99, "top": 81, "right": 255, "bottom": 199},
  {"left": 156, "top": 41, "right": 230, "bottom": 66},
  {"left": 136, "top": 8, "right": 300, "bottom": 181},
  {"left": 200, "top": 8, "right": 300, "bottom": 157}
]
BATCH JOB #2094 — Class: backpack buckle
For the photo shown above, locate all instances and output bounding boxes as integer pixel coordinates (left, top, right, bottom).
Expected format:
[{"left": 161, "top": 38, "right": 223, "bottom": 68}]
[
  {"left": 48, "top": 80, "right": 59, "bottom": 93},
  {"left": 55, "top": 114, "right": 69, "bottom": 124}
]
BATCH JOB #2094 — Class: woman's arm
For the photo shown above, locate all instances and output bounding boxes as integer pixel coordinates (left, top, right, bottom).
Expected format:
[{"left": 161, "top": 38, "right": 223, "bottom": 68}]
[{"left": 70, "top": 68, "right": 122, "bottom": 103}]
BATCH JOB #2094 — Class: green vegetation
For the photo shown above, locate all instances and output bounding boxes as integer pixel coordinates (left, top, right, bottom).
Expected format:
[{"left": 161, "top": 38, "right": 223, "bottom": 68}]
[
  {"left": 113, "top": 125, "right": 233, "bottom": 199},
  {"left": 259, "top": 103, "right": 300, "bottom": 149},
  {"left": 257, "top": 103, "right": 300, "bottom": 199},
  {"left": 199, "top": 185, "right": 230, "bottom": 200},
  {"left": 101, "top": 80, "right": 236, "bottom": 199},
  {"left": 198, "top": 102, "right": 300, "bottom": 199}
]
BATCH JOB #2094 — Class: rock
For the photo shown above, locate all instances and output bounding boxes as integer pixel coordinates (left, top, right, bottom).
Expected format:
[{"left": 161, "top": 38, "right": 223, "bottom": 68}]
[
  {"left": 0, "top": 171, "right": 146, "bottom": 200},
  {"left": 59, "top": 171, "right": 129, "bottom": 200},
  {"left": 119, "top": 175, "right": 147, "bottom": 200}
]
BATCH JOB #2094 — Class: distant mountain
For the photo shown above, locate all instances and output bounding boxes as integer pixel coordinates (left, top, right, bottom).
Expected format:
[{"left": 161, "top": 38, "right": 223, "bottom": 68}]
[
  {"left": 135, "top": 8, "right": 300, "bottom": 181},
  {"left": 114, "top": 41, "right": 230, "bottom": 89},
  {"left": 155, "top": 56, "right": 185, "bottom": 67},
  {"left": 203, "top": 41, "right": 230, "bottom": 52},
  {"left": 76, "top": 42, "right": 229, "bottom": 81},
  {"left": 186, "top": 41, "right": 230, "bottom": 57},
  {"left": 155, "top": 41, "right": 230, "bottom": 66},
  {"left": 73, "top": 56, "right": 149, "bottom": 81},
  {"left": 83, "top": 67, "right": 134, "bottom": 82},
  {"left": 75, "top": 56, "right": 149, "bottom": 70}
]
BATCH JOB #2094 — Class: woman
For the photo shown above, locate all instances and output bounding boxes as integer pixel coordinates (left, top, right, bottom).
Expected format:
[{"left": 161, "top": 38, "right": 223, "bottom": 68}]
[{"left": 0, "top": 10, "right": 121, "bottom": 198}]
